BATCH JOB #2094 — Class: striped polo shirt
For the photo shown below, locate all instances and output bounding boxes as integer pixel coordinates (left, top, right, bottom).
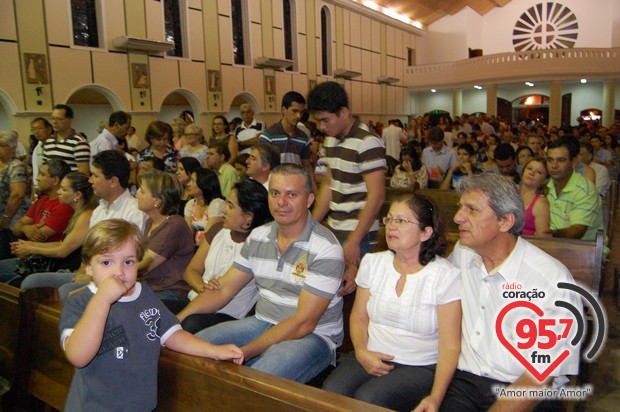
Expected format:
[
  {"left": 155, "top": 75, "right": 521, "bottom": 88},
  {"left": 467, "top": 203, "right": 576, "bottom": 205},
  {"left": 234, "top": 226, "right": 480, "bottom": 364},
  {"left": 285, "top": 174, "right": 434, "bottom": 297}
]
[
  {"left": 259, "top": 121, "right": 311, "bottom": 165},
  {"left": 43, "top": 130, "right": 91, "bottom": 172},
  {"left": 323, "top": 121, "right": 386, "bottom": 240},
  {"left": 232, "top": 214, "right": 345, "bottom": 352}
]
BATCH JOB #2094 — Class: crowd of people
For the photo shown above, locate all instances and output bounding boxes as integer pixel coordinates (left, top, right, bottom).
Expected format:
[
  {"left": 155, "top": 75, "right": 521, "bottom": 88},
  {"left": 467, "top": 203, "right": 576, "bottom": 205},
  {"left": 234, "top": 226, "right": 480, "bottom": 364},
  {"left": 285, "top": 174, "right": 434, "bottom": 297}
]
[{"left": 0, "top": 82, "right": 618, "bottom": 410}]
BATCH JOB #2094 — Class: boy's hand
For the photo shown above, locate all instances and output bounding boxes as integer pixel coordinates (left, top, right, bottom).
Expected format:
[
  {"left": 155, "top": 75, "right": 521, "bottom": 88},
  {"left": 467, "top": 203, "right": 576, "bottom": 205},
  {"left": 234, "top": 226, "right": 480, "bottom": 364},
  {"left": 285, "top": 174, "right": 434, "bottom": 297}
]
[
  {"left": 97, "top": 277, "right": 127, "bottom": 304},
  {"left": 214, "top": 344, "right": 244, "bottom": 364}
]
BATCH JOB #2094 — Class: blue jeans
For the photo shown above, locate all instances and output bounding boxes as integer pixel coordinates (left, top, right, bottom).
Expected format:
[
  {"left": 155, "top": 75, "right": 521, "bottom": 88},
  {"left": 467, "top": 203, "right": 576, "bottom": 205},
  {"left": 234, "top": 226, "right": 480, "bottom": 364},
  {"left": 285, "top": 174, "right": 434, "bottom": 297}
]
[
  {"left": 0, "top": 258, "right": 19, "bottom": 284},
  {"left": 322, "top": 352, "right": 435, "bottom": 411},
  {"left": 195, "top": 316, "right": 334, "bottom": 383},
  {"left": 20, "top": 270, "right": 75, "bottom": 290}
]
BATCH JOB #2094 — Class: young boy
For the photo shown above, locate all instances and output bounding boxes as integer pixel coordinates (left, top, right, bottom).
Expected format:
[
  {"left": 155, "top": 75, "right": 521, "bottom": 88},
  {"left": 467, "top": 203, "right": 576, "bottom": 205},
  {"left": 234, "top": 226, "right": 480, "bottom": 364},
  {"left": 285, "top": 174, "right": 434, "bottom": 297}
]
[{"left": 59, "top": 219, "right": 243, "bottom": 411}]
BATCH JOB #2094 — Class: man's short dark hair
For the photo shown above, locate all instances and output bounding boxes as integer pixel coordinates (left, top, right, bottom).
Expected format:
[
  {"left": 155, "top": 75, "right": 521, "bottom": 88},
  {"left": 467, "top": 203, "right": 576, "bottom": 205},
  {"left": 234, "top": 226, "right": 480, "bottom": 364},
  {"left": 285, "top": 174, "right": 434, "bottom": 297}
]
[
  {"left": 494, "top": 143, "right": 516, "bottom": 161},
  {"left": 580, "top": 141, "right": 594, "bottom": 156},
  {"left": 307, "top": 81, "right": 348, "bottom": 114},
  {"left": 141, "top": 156, "right": 166, "bottom": 171},
  {"left": 210, "top": 141, "right": 231, "bottom": 161},
  {"left": 53, "top": 104, "right": 74, "bottom": 119},
  {"left": 32, "top": 117, "right": 52, "bottom": 129},
  {"left": 547, "top": 137, "right": 579, "bottom": 160},
  {"left": 253, "top": 142, "right": 281, "bottom": 170},
  {"left": 43, "top": 158, "right": 71, "bottom": 180},
  {"left": 457, "top": 143, "right": 475, "bottom": 156},
  {"left": 427, "top": 127, "right": 444, "bottom": 142},
  {"left": 108, "top": 111, "right": 129, "bottom": 127},
  {"left": 92, "top": 150, "right": 130, "bottom": 188},
  {"left": 282, "top": 91, "right": 306, "bottom": 109}
]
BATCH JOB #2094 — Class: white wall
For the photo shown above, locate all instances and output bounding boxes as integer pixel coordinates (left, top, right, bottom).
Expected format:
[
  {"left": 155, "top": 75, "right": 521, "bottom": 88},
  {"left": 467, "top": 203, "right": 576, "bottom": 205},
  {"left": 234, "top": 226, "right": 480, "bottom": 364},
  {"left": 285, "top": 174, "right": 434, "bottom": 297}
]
[{"left": 419, "top": 0, "right": 617, "bottom": 65}]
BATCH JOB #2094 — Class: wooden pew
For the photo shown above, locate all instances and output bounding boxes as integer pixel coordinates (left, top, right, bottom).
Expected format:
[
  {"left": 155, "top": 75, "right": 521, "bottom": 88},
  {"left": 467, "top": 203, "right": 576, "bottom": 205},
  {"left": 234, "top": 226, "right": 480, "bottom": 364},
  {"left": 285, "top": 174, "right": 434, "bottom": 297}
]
[
  {"left": 9, "top": 288, "right": 388, "bottom": 411},
  {"left": 382, "top": 188, "right": 461, "bottom": 232},
  {"left": 0, "top": 284, "right": 20, "bottom": 392}
]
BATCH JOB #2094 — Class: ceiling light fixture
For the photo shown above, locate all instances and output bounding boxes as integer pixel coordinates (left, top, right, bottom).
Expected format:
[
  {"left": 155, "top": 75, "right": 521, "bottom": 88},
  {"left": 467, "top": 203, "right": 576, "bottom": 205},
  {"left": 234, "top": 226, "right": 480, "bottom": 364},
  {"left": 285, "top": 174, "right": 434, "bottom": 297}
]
[{"left": 351, "top": 0, "right": 424, "bottom": 29}]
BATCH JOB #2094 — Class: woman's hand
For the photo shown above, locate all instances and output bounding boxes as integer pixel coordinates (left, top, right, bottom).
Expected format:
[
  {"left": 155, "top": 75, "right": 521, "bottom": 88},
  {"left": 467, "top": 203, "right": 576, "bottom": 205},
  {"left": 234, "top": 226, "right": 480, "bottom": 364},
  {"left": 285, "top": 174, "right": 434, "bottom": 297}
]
[
  {"left": 413, "top": 396, "right": 440, "bottom": 412},
  {"left": 355, "top": 349, "right": 395, "bottom": 376},
  {"left": 402, "top": 160, "right": 413, "bottom": 173},
  {"left": 204, "top": 278, "right": 222, "bottom": 291}
]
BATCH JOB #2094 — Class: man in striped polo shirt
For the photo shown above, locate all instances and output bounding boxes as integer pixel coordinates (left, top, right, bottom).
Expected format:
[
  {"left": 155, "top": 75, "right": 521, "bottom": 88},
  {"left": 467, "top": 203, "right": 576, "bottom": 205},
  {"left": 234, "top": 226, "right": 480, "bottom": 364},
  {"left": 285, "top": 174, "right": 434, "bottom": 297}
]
[
  {"left": 44, "top": 104, "right": 90, "bottom": 175},
  {"left": 308, "top": 82, "right": 386, "bottom": 296},
  {"left": 195, "top": 164, "right": 344, "bottom": 383},
  {"left": 259, "top": 91, "right": 316, "bottom": 192}
]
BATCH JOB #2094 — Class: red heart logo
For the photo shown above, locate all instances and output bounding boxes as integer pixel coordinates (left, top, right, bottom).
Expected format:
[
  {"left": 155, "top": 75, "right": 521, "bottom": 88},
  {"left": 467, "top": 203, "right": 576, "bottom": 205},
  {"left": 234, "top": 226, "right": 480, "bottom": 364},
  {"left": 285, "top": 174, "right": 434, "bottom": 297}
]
[{"left": 495, "top": 300, "right": 570, "bottom": 382}]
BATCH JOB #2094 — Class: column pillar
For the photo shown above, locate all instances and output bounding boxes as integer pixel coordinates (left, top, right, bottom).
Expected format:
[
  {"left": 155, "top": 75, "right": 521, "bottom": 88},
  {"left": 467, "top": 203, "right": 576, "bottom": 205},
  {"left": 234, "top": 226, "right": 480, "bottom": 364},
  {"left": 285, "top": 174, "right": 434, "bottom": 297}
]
[
  {"left": 548, "top": 80, "right": 562, "bottom": 128},
  {"left": 603, "top": 80, "right": 616, "bottom": 128},
  {"left": 452, "top": 88, "right": 462, "bottom": 118},
  {"left": 486, "top": 85, "right": 497, "bottom": 117}
]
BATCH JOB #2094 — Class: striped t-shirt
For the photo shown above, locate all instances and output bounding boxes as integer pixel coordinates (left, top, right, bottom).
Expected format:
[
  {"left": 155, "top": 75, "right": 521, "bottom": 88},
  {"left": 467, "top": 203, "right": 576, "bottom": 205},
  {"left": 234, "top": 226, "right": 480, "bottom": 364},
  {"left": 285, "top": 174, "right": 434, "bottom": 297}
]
[
  {"left": 323, "top": 121, "right": 386, "bottom": 240},
  {"left": 259, "top": 121, "right": 310, "bottom": 165},
  {"left": 42, "top": 131, "right": 91, "bottom": 172},
  {"left": 232, "top": 214, "right": 344, "bottom": 354}
]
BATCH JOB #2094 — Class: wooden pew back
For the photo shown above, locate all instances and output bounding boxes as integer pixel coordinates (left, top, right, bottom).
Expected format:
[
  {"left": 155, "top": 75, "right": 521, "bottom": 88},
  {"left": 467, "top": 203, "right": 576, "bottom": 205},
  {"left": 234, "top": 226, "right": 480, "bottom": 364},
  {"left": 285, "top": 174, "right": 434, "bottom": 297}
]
[
  {"left": 0, "top": 284, "right": 20, "bottom": 384},
  {"left": 10, "top": 288, "right": 388, "bottom": 411}
]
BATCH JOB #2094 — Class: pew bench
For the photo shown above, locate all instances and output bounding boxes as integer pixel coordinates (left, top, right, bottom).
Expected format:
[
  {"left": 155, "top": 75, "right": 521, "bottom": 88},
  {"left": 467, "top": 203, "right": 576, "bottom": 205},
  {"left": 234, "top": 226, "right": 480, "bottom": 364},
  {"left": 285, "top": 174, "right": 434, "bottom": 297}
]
[
  {"left": 7, "top": 287, "right": 388, "bottom": 411},
  {"left": 0, "top": 284, "right": 20, "bottom": 396}
]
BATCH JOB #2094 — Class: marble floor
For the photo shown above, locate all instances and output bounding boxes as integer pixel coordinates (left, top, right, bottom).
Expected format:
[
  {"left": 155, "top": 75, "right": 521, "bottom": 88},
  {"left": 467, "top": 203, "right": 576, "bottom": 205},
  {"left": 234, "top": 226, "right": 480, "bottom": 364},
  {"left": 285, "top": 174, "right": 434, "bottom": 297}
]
[{"left": 583, "top": 218, "right": 620, "bottom": 411}]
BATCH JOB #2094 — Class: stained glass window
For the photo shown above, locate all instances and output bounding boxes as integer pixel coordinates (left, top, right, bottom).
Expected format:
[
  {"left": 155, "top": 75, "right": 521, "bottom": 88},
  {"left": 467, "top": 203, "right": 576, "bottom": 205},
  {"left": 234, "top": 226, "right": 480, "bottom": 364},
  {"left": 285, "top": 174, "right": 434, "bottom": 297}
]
[
  {"left": 164, "top": 0, "right": 184, "bottom": 57},
  {"left": 71, "top": 0, "right": 99, "bottom": 48},
  {"left": 232, "top": 0, "right": 247, "bottom": 65},
  {"left": 321, "top": 7, "right": 331, "bottom": 76}
]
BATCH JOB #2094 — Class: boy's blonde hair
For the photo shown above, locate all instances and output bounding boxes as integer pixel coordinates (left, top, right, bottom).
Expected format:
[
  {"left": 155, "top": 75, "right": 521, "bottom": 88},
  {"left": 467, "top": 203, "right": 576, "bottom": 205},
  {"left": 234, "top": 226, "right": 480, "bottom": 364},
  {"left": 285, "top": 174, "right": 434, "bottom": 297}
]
[{"left": 82, "top": 219, "right": 146, "bottom": 264}]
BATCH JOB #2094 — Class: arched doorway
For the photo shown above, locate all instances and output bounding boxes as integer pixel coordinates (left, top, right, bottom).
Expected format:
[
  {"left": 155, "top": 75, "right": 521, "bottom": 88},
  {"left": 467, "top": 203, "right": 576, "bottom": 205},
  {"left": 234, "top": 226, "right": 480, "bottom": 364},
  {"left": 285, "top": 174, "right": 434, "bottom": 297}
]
[
  {"left": 512, "top": 94, "right": 549, "bottom": 124},
  {"left": 158, "top": 90, "right": 200, "bottom": 125},
  {"left": 66, "top": 87, "right": 123, "bottom": 141},
  {"left": 229, "top": 92, "right": 261, "bottom": 119},
  {"left": 425, "top": 109, "right": 450, "bottom": 127},
  {"left": 0, "top": 89, "right": 19, "bottom": 131}
]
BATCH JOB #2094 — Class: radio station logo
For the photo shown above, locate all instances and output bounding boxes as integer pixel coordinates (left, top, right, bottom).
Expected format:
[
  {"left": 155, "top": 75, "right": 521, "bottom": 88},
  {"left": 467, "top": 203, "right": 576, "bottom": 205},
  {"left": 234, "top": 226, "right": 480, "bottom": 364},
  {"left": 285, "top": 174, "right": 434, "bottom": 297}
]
[{"left": 495, "top": 282, "right": 606, "bottom": 389}]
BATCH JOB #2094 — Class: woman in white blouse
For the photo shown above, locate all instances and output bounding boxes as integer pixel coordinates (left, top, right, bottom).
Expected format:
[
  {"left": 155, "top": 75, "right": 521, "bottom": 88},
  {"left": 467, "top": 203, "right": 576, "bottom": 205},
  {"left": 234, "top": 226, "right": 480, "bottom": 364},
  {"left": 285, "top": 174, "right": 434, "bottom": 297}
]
[
  {"left": 323, "top": 194, "right": 462, "bottom": 412},
  {"left": 177, "top": 179, "right": 273, "bottom": 333}
]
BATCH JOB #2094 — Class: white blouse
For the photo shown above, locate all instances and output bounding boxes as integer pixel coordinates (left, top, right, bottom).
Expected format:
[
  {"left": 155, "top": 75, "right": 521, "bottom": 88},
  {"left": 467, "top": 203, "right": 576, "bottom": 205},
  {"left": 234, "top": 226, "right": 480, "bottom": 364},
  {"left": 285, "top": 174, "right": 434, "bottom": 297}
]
[
  {"left": 187, "top": 228, "right": 258, "bottom": 320},
  {"left": 356, "top": 251, "right": 461, "bottom": 365}
]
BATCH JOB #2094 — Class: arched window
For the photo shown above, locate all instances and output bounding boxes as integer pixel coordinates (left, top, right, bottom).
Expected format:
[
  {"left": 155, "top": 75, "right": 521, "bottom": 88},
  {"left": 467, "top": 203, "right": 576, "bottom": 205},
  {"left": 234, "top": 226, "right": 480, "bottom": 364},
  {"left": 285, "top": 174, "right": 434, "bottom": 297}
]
[
  {"left": 232, "top": 0, "right": 250, "bottom": 66},
  {"left": 320, "top": 6, "right": 332, "bottom": 76},
  {"left": 70, "top": 0, "right": 103, "bottom": 48},
  {"left": 283, "top": 0, "right": 297, "bottom": 71},
  {"left": 164, "top": 0, "right": 187, "bottom": 58}
]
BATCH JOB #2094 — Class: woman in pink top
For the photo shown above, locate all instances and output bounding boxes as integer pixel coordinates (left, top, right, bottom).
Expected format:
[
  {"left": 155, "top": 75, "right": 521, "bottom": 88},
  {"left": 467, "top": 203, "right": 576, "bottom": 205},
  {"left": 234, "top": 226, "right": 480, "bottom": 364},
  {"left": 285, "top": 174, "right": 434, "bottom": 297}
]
[{"left": 519, "top": 158, "right": 552, "bottom": 237}]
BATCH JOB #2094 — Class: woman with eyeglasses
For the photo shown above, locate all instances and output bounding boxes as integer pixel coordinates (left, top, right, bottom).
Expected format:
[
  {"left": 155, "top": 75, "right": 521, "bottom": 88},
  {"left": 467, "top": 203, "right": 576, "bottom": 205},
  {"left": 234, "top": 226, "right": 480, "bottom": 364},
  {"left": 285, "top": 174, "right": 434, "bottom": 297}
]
[
  {"left": 180, "top": 124, "right": 209, "bottom": 167},
  {"left": 323, "top": 194, "right": 461, "bottom": 412}
]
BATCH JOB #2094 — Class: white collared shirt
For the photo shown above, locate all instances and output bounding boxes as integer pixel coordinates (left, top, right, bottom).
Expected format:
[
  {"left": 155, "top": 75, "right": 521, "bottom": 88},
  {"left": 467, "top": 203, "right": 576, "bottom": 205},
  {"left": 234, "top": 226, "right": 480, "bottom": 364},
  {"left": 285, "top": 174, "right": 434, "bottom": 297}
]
[
  {"left": 90, "top": 189, "right": 148, "bottom": 233},
  {"left": 449, "top": 237, "right": 582, "bottom": 383}
]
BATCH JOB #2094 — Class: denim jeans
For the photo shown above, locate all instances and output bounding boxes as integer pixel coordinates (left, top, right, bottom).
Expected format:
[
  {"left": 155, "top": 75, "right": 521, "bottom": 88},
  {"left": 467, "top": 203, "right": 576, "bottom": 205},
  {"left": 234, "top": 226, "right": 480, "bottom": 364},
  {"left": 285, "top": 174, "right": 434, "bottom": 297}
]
[
  {"left": 322, "top": 352, "right": 435, "bottom": 411},
  {"left": 195, "top": 316, "right": 334, "bottom": 383},
  {"left": 0, "top": 258, "right": 19, "bottom": 284},
  {"left": 20, "top": 270, "right": 75, "bottom": 290}
]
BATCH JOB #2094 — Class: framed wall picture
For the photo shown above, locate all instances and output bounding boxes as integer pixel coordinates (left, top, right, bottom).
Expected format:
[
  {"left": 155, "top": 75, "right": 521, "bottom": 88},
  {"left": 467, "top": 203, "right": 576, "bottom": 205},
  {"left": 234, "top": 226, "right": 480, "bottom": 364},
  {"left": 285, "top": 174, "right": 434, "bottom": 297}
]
[
  {"left": 24, "top": 53, "right": 49, "bottom": 84},
  {"left": 208, "top": 70, "right": 221, "bottom": 92},
  {"left": 132, "top": 63, "right": 149, "bottom": 88},
  {"left": 265, "top": 75, "right": 275, "bottom": 95}
]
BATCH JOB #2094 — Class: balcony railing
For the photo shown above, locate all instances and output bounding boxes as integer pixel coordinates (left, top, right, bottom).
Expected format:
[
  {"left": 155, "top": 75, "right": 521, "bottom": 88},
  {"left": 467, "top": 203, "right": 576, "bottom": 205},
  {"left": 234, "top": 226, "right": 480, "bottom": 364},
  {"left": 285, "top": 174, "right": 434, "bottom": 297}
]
[{"left": 405, "top": 48, "right": 620, "bottom": 90}]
